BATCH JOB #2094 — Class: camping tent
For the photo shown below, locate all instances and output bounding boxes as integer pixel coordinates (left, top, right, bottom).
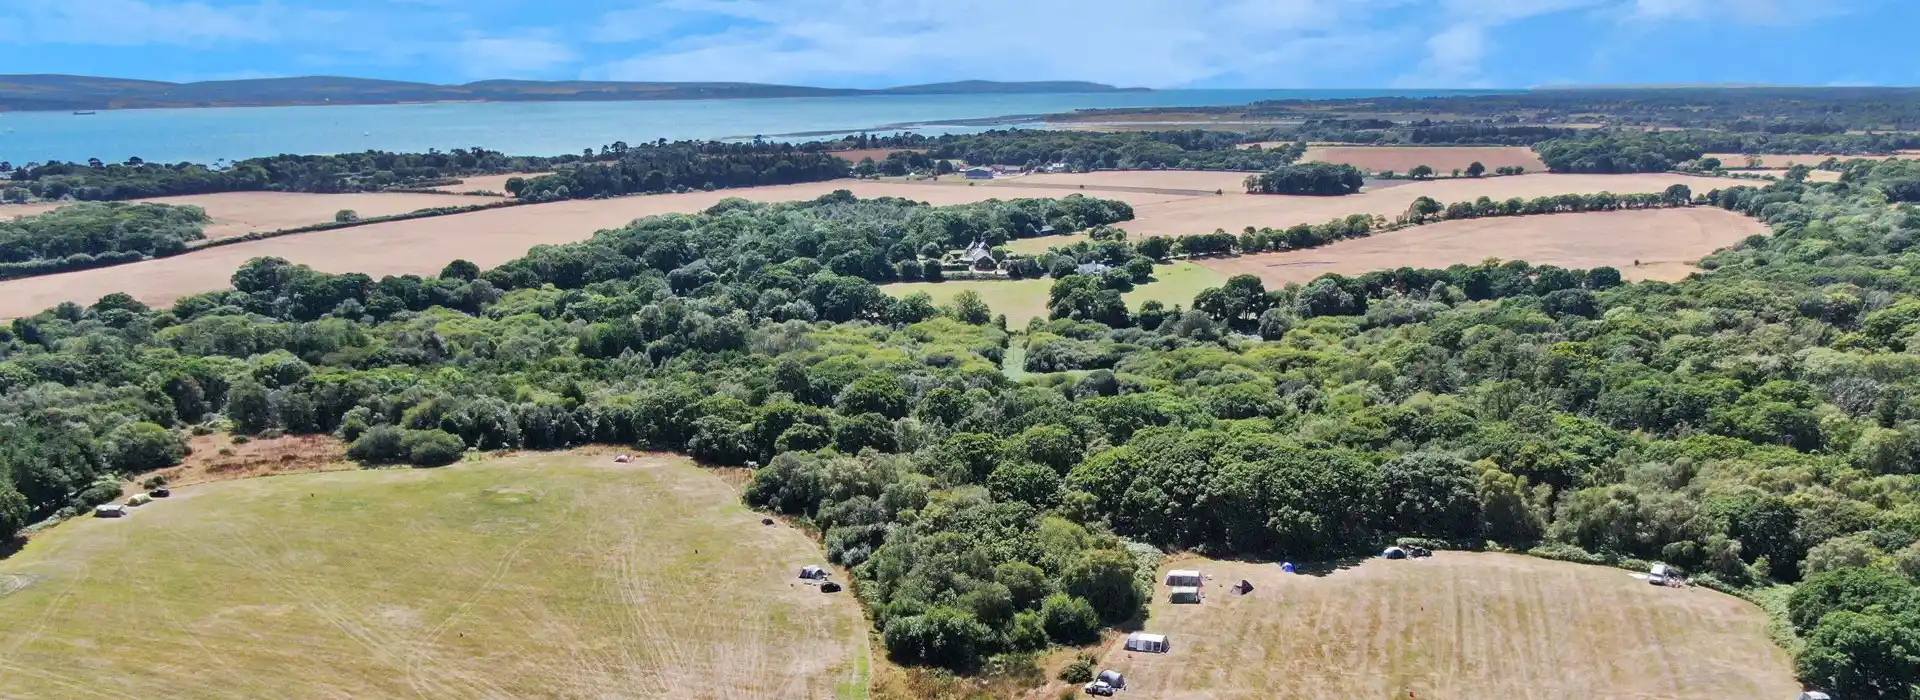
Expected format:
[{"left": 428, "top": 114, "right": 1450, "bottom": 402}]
[
  {"left": 1169, "top": 586, "right": 1201, "bottom": 604},
  {"left": 1124, "top": 632, "right": 1169, "bottom": 653},
  {"left": 1281, "top": 562, "right": 1296, "bottom": 573},
  {"left": 126, "top": 493, "right": 152, "bottom": 506},
  {"left": 1164, "top": 569, "right": 1203, "bottom": 587},
  {"left": 1232, "top": 579, "right": 1254, "bottom": 595},
  {"left": 1383, "top": 546, "right": 1408, "bottom": 559},
  {"left": 1097, "top": 670, "right": 1126, "bottom": 689},
  {"left": 94, "top": 504, "right": 127, "bottom": 518},
  {"left": 800, "top": 565, "right": 828, "bottom": 580}
]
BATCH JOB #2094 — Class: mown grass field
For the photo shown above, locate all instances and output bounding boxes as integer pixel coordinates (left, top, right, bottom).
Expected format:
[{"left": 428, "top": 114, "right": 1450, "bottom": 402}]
[
  {"left": 1090, "top": 552, "right": 1797, "bottom": 700},
  {"left": 883, "top": 261, "right": 1227, "bottom": 330},
  {"left": 0, "top": 451, "right": 866, "bottom": 699}
]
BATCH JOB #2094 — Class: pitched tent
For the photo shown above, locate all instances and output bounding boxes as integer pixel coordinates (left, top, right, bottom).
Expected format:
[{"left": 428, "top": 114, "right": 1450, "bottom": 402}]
[
  {"left": 1232, "top": 579, "right": 1254, "bottom": 595},
  {"left": 1383, "top": 546, "right": 1408, "bottom": 559},
  {"left": 1097, "top": 670, "right": 1125, "bottom": 689},
  {"left": 1124, "top": 632, "right": 1169, "bottom": 653},
  {"left": 1164, "top": 569, "right": 1203, "bottom": 587},
  {"left": 94, "top": 504, "right": 127, "bottom": 518},
  {"left": 800, "top": 565, "right": 828, "bottom": 580},
  {"left": 1169, "top": 586, "right": 1202, "bottom": 604}
]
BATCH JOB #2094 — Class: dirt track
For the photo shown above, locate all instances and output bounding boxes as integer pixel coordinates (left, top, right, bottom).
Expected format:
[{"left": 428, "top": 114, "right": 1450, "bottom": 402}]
[
  {"left": 0, "top": 173, "right": 1749, "bottom": 317},
  {"left": 1199, "top": 207, "right": 1766, "bottom": 285}
]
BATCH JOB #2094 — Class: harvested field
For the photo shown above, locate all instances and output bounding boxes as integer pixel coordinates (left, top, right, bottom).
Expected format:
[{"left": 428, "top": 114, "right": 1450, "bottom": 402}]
[
  {"left": 1300, "top": 145, "right": 1545, "bottom": 174},
  {"left": 1094, "top": 552, "right": 1796, "bottom": 700},
  {"left": 828, "top": 148, "right": 919, "bottom": 163},
  {"left": 971, "top": 170, "right": 1252, "bottom": 195},
  {"left": 1, "top": 191, "right": 497, "bottom": 241},
  {"left": 0, "top": 451, "right": 866, "bottom": 699},
  {"left": 1120, "top": 172, "right": 1739, "bottom": 239},
  {"left": 430, "top": 172, "right": 550, "bottom": 195},
  {"left": 883, "top": 261, "right": 1226, "bottom": 329},
  {"left": 0, "top": 173, "right": 1743, "bottom": 318},
  {"left": 1200, "top": 207, "right": 1767, "bottom": 286},
  {"left": 1706, "top": 153, "right": 1911, "bottom": 168}
]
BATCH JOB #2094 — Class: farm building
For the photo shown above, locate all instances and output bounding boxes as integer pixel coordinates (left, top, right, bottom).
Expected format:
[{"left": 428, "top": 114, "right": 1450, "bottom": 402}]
[
  {"left": 1165, "top": 570, "right": 1203, "bottom": 587},
  {"left": 964, "top": 167, "right": 994, "bottom": 180},
  {"left": 1169, "top": 586, "right": 1202, "bottom": 604},
  {"left": 1124, "top": 632, "right": 1170, "bottom": 653}
]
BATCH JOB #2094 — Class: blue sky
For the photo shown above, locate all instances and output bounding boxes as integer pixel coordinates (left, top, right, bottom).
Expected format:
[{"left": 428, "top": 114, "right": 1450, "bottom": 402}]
[{"left": 0, "top": 0, "right": 1908, "bottom": 88}]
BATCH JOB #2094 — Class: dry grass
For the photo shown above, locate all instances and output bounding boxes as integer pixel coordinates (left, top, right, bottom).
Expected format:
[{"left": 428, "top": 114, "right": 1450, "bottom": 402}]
[
  {"left": 1119, "top": 172, "right": 1739, "bottom": 239},
  {"left": 0, "top": 173, "right": 1746, "bottom": 318},
  {"left": 430, "top": 173, "right": 551, "bottom": 195},
  {"left": 130, "top": 432, "right": 350, "bottom": 495},
  {"left": 1199, "top": 207, "right": 1766, "bottom": 286},
  {"left": 1091, "top": 552, "right": 1797, "bottom": 700},
  {"left": 0, "top": 451, "right": 866, "bottom": 699},
  {"left": 1705, "top": 153, "right": 1910, "bottom": 168},
  {"left": 1300, "top": 145, "right": 1546, "bottom": 174},
  {"left": 972, "top": 170, "right": 1252, "bottom": 194}
]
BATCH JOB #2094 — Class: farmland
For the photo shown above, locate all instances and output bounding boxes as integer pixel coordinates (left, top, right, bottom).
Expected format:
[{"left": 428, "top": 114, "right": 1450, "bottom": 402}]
[
  {"left": 1097, "top": 552, "right": 1797, "bottom": 700},
  {"left": 430, "top": 173, "right": 551, "bottom": 195},
  {"left": 1, "top": 190, "right": 500, "bottom": 241},
  {"left": 1704, "top": 152, "right": 1914, "bottom": 168},
  {"left": 1298, "top": 145, "right": 1546, "bottom": 174},
  {"left": 882, "top": 261, "right": 1228, "bottom": 329},
  {"left": 0, "top": 172, "right": 1742, "bottom": 317},
  {"left": 1200, "top": 207, "right": 1767, "bottom": 286},
  {"left": 0, "top": 451, "right": 866, "bottom": 699}
]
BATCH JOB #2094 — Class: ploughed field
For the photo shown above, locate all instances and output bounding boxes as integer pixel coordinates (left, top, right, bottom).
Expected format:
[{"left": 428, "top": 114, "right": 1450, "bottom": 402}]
[
  {"left": 0, "top": 452, "right": 866, "bottom": 699},
  {"left": 1098, "top": 552, "right": 1797, "bottom": 700},
  {"left": 1199, "top": 207, "right": 1768, "bottom": 285},
  {"left": 0, "top": 172, "right": 1743, "bottom": 318}
]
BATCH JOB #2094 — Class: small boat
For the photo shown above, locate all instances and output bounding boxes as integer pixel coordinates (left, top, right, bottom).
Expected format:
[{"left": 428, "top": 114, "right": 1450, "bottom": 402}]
[{"left": 72, "top": 111, "right": 97, "bottom": 115}]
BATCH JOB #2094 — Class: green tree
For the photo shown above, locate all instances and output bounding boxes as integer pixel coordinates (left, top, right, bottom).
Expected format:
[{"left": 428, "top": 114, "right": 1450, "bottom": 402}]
[
  {"left": 945, "top": 290, "right": 993, "bottom": 325},
  {"left": 106, "top": 422, "right": 186, "bottom": 472},
  {"left": 1797, "top": 611, "right": 1920, "bottom": 699},
  {"left": 1465, "top": 161, "right": 1486, "bottom": 178},
  {"left": 1039, "top": 593, "right": 1100, "bottom": 645},
  {"left": 334, "top": 209, "right": 359, "bottom": 224},
  {"left": 1062, "top": 549, "right": 1142, "bottom": 623}
]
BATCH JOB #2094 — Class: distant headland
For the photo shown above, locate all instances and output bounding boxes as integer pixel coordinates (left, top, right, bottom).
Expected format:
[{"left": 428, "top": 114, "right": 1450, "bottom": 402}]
[{"left": 0, "top": 75, "right": 1148, "bottom": 112}]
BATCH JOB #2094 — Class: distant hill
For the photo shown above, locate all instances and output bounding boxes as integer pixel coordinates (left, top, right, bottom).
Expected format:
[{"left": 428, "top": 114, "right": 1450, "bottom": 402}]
[{"left": 0, "top": 75, "right": 1145, "bottom": 111}]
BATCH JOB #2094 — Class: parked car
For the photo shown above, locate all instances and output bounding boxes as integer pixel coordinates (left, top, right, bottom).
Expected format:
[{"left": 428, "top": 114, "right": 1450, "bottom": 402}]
[
  {"left": 149, "top": 487, "right": 171, "bottom": 498},
  {"left": 1084, "top": 681, "right": 1115, "bottom": 696}
]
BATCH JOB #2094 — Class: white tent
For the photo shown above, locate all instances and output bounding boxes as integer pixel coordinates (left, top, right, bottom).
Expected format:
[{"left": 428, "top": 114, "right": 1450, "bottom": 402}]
[
  {"left": 1124, "top": 632, "right": 1169, "bottom": 653},
  {"left": 1164, "top": 569, "right": 1203, "bottom": 587},
  {"left": 94, "top": 504, "right": 128, "bottom": 518},
  {"left": 1169, "top": 586, "right": 1201, "bottom": 604},
  {"left": 126, "top": 493, "right": 152, "bottom": 506},
  {"left": 799, "top": 565, "right": 828, "bottom": 580}
]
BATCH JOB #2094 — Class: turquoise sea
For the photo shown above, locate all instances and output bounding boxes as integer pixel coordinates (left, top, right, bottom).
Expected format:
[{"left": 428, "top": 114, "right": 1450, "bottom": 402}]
[{"left": 0, "top": 89, "right": 1508, "bottom": 164}]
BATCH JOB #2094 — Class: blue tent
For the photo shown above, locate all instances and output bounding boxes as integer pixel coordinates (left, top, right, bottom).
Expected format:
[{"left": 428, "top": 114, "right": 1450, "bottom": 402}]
[{"left": 1280, "top": 562, "right": 1296, "bottom": 573}]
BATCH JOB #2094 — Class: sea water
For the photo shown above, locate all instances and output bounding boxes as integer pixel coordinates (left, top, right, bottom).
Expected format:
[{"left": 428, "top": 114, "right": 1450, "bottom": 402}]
[{"left": 0, "top": 89, "right": 1509, "bottom": 164}]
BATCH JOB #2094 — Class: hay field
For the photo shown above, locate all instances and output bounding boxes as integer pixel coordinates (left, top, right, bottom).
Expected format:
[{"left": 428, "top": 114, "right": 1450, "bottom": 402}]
[
  {"left": 968, "top": 170, "right": 1253, "bottom": 194},
  {"left": 1, "top": 191, "right": 497, "bottom": 241},
  {"left": 1097, "top": 552, "right": 1796, "bottom": 700},
  {"left": 0, "top": 451, "right": 866, "bottom": 699},
  {"left": 883, "top": 261, "right": 1227, "bottom": 329},
  {"left": 431, "top": 173, "right": 551, "bottom": 195},
  {"left": 1120, "top": 172, "right": 1738, "bottom": 240},
  {"left": 0, "top": 173, "right": 1740, "bottom": 318},
  {"left": 1300, "top": 145, "right": 1546, "bottom": 174},
  {"left": 1706, "top": 153, "right": 1910, "bottom": 168},
  {"left": 1200, "top": 207, "right": 1765, "bottom": 286}
]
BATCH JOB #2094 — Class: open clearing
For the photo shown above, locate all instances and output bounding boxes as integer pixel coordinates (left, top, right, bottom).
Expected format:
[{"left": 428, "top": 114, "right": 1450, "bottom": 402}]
[
  {"left": 1097, "top": 552, "right": 1796, "bottom": 700},
  {"left": 0, "top": 451, "right": 865, "bottom": 699},
  {"left": 1199, "top": 207, "right": 1766, "bottom": 286},
  {"left": 431, "top": 173, "right": 550, "bottom": 195},
  {"left": 0, "top": 173, "right": 1742, "bottom": 318},
  {"left": 1705, "top": 153, "right": 1914, "bottom": 168},
  {"left": 1299, "top": 145, "right": 1546, "bottom": 174},
  {"left": 883, "top": 261, "right": 1227, "bottom": 329},
  {"left": 1, "top": 191, "right": 499, "bottom": 241}
]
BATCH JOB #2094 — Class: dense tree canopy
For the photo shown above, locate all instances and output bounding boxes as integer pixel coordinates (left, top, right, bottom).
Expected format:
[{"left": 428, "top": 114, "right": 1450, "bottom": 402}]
[{"left": 0, "top": 202, "right": 209, "bottom": 277}]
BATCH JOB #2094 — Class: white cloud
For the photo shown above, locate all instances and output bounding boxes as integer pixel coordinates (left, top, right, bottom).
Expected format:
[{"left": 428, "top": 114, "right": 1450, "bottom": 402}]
[
  {"left": 0, "top": 0, "right": 347, "bottom": 46},
  {"left": 585, "top": 0, "right": 1406, "bottom": 88},
  {"left": 1392, "top": 0, "right": 1605, "bottom": 87},
  {"left": 1624, "top": 0, "right": 1856, "bottom": 25},
  {"left": 451, "top": 37, "right": 579, "bottom": 80}
]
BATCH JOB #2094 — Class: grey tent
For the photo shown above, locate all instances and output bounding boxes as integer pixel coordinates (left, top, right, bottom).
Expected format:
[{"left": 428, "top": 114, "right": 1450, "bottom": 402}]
[
  {"left": 1169, "top": 586, "right": 1201, "bottom": 604},
  {"left": 799, "top": 565, "right": 828, "bottom": 580},
  {"left": 1383, "top": 546, "right": 1408, "bottom": 559},
  {"left": 1232, "top": 579, "right": 1254, "bottom": 595},
  {"left": 1124, "top": 632, "right": 1169, "bottom": 653},
  {"left": 1096, "top": 670, "right": 1125, "bottom": 689}
]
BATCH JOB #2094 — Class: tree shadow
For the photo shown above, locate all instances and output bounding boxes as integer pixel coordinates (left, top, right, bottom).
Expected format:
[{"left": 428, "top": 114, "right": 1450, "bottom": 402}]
[{"left": 0, "top": 535, "right": 25, "bottom": 561}]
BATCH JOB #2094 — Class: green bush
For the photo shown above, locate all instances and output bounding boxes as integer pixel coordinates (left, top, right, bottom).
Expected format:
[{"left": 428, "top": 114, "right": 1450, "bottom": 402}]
[
  {"left": 1057, "top": 657, "right": 1094, "bottom": 683},
  {"left": 403, "top": 429, "right": 466, "bottom": 467},
  {"left": 1039, "top": 593, "right": 1100, "bottom": 645},
  {"left": 71, "top": 482, "right": 122, "bottom": 509},
  {"left": 346, "top": 424, "right": 407, "bottom": 464}
]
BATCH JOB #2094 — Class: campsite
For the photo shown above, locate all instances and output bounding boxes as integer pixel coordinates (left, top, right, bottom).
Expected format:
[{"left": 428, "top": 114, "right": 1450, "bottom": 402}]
[{"left": 0, "top": 451, "right": 868, "bottom": 698}]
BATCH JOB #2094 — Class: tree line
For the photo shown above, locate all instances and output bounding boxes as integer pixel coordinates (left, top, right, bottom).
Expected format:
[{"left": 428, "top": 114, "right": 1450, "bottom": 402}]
[
  {"left": 0, "top": 202, "right": 209, "bottom": 278},
  {"left": 2, "top": 148, "right": 568, "bottom": 202},
  {"left": 1243, "top": 162, "right": 1367, "bottom": 195}
]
